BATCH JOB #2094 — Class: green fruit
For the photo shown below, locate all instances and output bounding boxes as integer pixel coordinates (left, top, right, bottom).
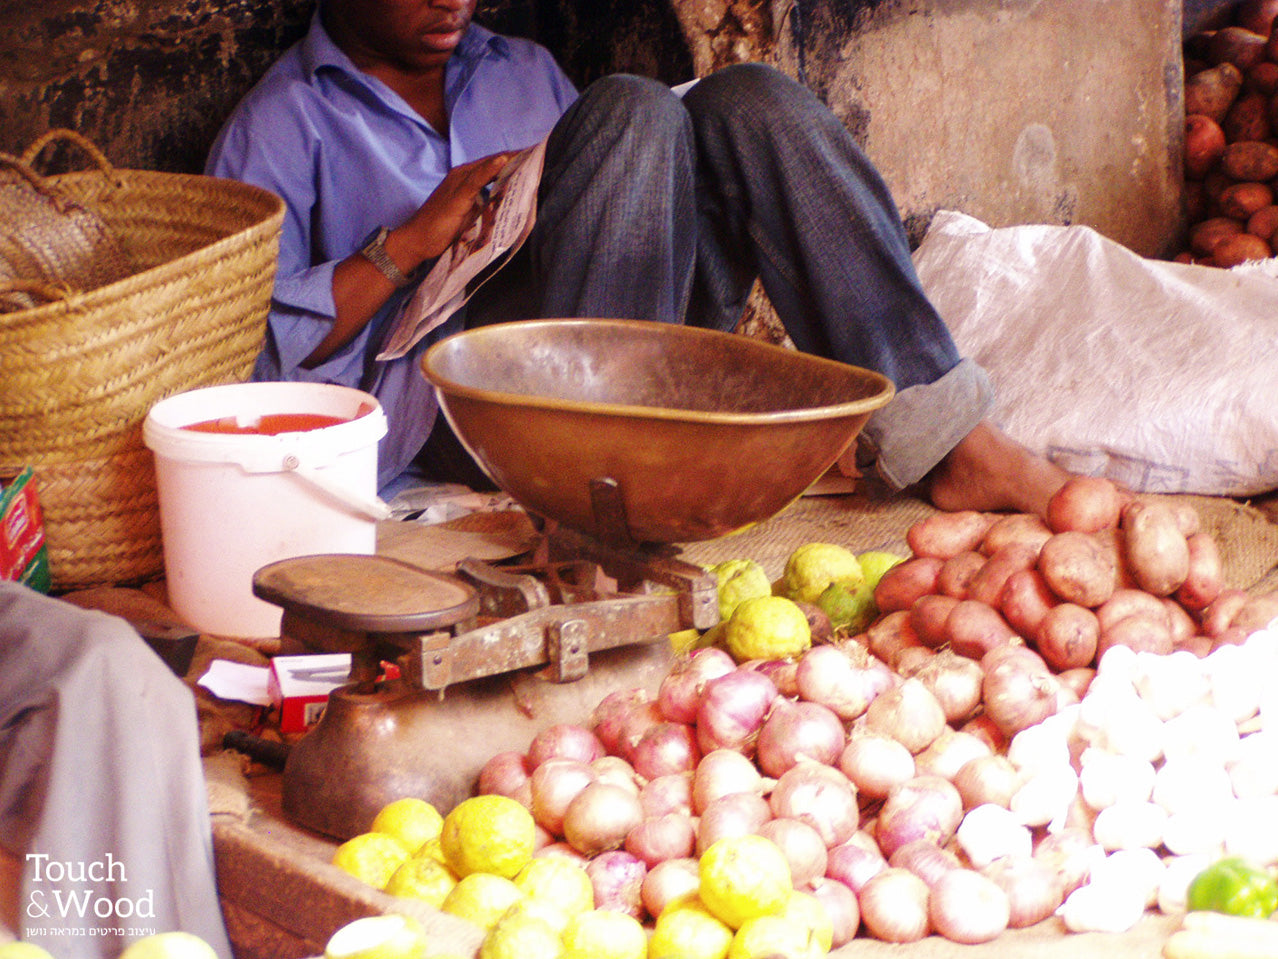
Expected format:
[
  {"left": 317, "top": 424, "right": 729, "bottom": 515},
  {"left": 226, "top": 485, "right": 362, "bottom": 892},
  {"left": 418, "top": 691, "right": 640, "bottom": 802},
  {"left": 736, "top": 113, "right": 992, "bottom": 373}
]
[
  {"left": 710, "top": 559, "right": 773, "bottom": 622},
  {"left": 782, "top": 543, "right": 863, "bottom": 605},
  {"left": 856, "top": 550, "right": 905, "bottom": 591},
  {"left": 816, "top": 580, "right": 878, "bottom": 633},
  {"left": 1186, "top": 856, "right": 1278, "bottom": 919}
]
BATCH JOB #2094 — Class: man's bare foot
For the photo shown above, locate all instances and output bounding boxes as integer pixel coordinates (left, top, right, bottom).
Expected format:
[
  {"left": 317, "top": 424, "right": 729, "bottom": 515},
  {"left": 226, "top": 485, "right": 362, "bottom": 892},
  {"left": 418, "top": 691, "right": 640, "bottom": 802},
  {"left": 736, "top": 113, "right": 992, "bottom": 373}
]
[{"left": 925, "top": 421, "right": 1070, "bottom": 518}]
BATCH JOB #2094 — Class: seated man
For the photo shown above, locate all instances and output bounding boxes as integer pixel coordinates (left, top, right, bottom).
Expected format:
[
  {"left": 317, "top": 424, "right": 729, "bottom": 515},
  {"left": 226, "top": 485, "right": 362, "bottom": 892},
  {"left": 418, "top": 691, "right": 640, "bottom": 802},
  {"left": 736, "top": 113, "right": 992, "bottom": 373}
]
[
  {"left": 206, "top": 0, "right": 1068, "bottom": 515},
  {"left": 0, "top": 583, "right": 232, "bottom": 959}
]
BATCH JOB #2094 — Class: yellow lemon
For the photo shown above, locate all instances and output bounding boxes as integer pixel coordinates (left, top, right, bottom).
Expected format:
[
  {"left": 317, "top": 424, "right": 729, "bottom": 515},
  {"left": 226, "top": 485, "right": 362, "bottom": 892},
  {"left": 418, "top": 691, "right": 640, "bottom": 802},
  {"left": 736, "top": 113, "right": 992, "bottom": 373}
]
[
  {"left": 371, "top": 797, "right": 445, "bottom": 853},
  {"left": 416, "top": 835, "right": 447, "bottom": 865},
  {"left": 728, "top": 914, "right": 819, "bottom": 959},
  {"left": 117, "top": 934, "right": 219, "bottom": 959},
  {"left": 332, "top": 832, "right": 411, "bottom": 890},
  {"left": 777, "top": 890, "right": 834, "bottom": 954},
  {"left": 856, "top": 550, "right": 905, "bottom": 591},
  {"left": 498, "top": 897, "right": 572, "bottom": 936},
  {"left": 512, "top": 857, "right": 594, "bottom": 917},
  {"left": 782, "top": 543, "right": 864, "bottom": 604},
  {"left": 440, "top": 873, "right": 525, "bottom": 930},
  {"left": 561, "top": 909, "right": 648, "bottom": 959},
  {"left": 648, "top": 897, "right": 734, "bottom": 959},
  {"left": 710, "top": 559, "right": 773, "bottom": 621},
  {"left": 384, "top": 855, "right": 458, "bottom": 908},
  {"left": 440, "top": 795, "right": 536, "bottom": 879},
  {"left": 478, "top": 912, "right": 562, "bottom": 959},
  {"left": 723, "top": 595, "right": 811, "bottom": 663},
  {"left": 698, "top": 834, "right": 793, "bottom": 930},
  {"left": 323, "top": 915, "right": 428, "bottom": 959}
]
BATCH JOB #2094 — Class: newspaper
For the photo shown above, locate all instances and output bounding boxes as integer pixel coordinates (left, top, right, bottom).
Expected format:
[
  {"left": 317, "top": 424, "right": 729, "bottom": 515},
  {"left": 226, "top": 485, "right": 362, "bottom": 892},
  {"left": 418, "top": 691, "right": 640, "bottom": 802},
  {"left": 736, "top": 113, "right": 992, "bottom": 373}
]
[{"left": 376, "top": 136, "right": 548, "bottom": 361}]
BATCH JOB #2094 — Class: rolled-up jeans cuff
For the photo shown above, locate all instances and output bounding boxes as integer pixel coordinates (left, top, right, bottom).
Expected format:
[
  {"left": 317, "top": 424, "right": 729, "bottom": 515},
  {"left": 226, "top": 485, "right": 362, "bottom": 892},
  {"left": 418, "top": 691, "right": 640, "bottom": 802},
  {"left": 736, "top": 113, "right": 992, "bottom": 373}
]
[{"left": 860, "top": 358, "right": 995, "bottom": 491}]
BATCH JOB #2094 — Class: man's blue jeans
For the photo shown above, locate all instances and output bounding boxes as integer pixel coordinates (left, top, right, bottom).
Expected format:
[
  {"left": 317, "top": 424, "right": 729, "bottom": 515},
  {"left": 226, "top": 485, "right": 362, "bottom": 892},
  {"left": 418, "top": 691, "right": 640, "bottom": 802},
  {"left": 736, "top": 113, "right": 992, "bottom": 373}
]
[{"left": 472, "top": 64, "right": 993, "bottom": 489}]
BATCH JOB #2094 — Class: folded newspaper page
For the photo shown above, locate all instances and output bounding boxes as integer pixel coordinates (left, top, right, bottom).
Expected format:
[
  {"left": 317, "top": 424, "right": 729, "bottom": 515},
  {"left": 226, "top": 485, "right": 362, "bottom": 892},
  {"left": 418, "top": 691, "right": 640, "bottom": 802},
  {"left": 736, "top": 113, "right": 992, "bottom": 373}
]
[{"left": 376, "top": 136, "right": 548, "bottom": 361}]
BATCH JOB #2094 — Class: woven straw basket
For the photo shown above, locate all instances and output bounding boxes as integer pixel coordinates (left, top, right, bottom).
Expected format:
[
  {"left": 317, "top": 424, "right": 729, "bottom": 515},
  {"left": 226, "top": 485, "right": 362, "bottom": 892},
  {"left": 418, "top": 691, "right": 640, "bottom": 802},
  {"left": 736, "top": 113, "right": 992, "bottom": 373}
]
[{"left": 0, "top": 130, "right": 285, "bottom": 590}]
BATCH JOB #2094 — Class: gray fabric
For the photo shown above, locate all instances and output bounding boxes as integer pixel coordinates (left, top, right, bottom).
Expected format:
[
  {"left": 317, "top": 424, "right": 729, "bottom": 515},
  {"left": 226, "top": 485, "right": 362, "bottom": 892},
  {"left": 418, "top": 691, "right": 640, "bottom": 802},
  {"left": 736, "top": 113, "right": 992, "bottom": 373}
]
[
  {"left": 0, "top": 583, "right": 231, "bottom": 959},
  {"left": 861, "top": 357, "right": 996, "bottom": 490}
]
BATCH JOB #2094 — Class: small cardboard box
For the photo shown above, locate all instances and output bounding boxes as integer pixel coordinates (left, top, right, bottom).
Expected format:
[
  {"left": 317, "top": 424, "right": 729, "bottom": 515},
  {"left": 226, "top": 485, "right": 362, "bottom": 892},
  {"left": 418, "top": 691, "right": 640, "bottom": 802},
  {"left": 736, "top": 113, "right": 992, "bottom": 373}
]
[{"left": 267, "top": 654, "right": 400, "bottom": 733}]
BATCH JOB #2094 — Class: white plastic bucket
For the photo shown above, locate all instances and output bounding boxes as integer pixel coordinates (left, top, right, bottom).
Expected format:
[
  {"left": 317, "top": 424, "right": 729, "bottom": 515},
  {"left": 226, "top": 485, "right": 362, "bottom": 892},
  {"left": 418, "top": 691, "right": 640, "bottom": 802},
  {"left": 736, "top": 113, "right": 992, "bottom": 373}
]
[{"left": 143, "top": 382, "right": 389, "bottom": 638}]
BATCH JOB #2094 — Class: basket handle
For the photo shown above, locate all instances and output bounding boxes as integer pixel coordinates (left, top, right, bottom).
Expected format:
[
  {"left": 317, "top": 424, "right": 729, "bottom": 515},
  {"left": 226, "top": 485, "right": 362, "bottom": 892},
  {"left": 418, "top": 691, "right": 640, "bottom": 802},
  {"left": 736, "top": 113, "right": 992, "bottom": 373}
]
[
  {"left": 21, "top": 129, "right": 119, "bottom": 180},
  {"left": 0, "top": 279, "right": 70, "bottom": 304}
]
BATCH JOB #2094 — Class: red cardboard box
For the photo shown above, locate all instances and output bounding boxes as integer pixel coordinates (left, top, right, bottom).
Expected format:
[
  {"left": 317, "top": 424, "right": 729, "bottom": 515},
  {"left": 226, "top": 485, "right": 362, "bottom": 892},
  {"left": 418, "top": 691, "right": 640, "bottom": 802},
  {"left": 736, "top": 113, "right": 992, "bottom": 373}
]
[{"left": 267, "top": 654, "right": 400, "bottom": 734}]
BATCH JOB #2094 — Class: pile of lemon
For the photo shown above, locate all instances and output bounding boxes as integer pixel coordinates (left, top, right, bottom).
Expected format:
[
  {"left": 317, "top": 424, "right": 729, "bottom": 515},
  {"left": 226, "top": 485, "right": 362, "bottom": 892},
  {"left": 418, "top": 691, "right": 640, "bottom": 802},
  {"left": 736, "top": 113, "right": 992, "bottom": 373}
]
[{"left": 329, "top": 795, "right": 832, "bottom": 959}]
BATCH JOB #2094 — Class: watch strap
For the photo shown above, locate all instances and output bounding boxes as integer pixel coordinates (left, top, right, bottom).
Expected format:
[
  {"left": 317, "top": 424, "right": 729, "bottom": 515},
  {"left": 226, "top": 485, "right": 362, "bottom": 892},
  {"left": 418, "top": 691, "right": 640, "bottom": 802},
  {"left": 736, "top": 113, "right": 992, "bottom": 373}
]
[{"left": 359, "top": 227, "right": 414, "bottom": 288}]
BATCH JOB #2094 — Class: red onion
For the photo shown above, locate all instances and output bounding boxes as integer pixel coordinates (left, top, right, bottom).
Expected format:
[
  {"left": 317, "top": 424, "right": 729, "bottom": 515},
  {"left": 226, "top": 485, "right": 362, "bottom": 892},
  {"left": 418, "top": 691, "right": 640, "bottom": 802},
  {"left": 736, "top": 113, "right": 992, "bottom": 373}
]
[
  {"left": 825, "top": 834, "right": 887, "bottom": 894},
  {"left": 562, "top": 781, "right": 644, "bottom": 857},
  {"left": 639, "top": 771, "right": 693, "bottom": 818},
  {"left": 982, "top": 854, "right": 1066, "bottom": 928},
  {"left": 768, "top": 761, "right": 860, "bottom": 849},
  {"left": 586, "top": 850, "right": 647, "bottom": 919},
  {"left": 694, "top": 667, "right": 778, "bottom": 757},
  {"left": 528, "top": 722, "right": 605, "bottom": 768},
  {"left": 625, "top": 812, "right": 697, "bottom": 867},
  {"left": 758, "top": 817, "right": 828, "bottom": 889},
  {"left": 641, "top": 858, "right": 700, "bottom": 918},
  {"left": 615, "top": 699, "right": 666, "bottom": 763},
  {"left": 838, "top": 732, "right": 915, "bottom": 801},
  {"left": 1032, "top": 826, "right": 1098, "bottom": 895},
  {"left": 960, "top": 713, "right": 1009, "bottom": 754},
  {"left": 795, "top": 644, "right": 891, "bottom": 720},
  {"left": 590, "top": 755, "right": 641, "bottom": 795},
  {"left": 591, "top": 687, "right": 652, "bottom": 756},
  {"left": 863, "top": 677, "right": 947, "bottom": 754},
  {"left": 744, "top": 658, "right": 800, "bottom": 698},
  {"left": 952, "top": 754, "right": 1021, "bottom": 810},
  {"left": 478, "top": 750, "right": 533, "bottom": 805},
  {"left": 928, "top": 868, "right": 1010, "bottom": 944},
  {"left": 912, "top": 650, "right": 985, "bottom": 724},
  {"left": 888, "top": 838, "right": 962, "bottom": 888},
  {"left": 696, "top": 791, "right": 772, "bottom": 855},
  {"left": 631, "top": 721, "right": 700, "bottom": 780},
  {"left": 657, "top": 647, "right": 736, "bottom": 724},
  {"left": 875, "top": 774, "right": 964, "bottom": 859},
  {"left": 529, "top": 758, "right": 597, "bottom": 837},
  {"left": 913, "top": 729, "right": 992, "bottom": 782},
  {"left": 858, "top": 867, "right": 930, "bottom": 942},
  {"left": 982, "top": 651, "right": 1067, "bottom": 737},
  {"left": 691, "top": 748, "right": 767, "bottom": 814},
  {"left": 809, "top": 877, "right": 860, "bottom": 948},
  {"left": 755, "top": 698, "right": 846, "bottom": 778}
]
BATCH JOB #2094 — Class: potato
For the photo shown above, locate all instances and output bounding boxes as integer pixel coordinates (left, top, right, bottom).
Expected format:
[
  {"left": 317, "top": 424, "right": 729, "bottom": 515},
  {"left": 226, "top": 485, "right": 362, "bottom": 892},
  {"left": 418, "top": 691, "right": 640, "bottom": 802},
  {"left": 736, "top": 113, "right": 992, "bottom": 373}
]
[
  {"left": 1200, "top": 587, "right": 1250, "bottom": 637},
  {"left": 1190, "top": 216, "right": 1246, "bottom": 257},
  {"left": 1096, "top": 588, "right": 1172, "bottom": 634},
  {"left": 999, "top": 568, "right": 1059, "bottom": 639},
  {"left": 1046, "top": 475, "right": 1125, "bottom": 534},
  {"left": 1224, "top": 91, "right": 1273, "bottom": 142},
  {"left": 1244, "top": 61, "right": 1278, "bottom": 96},
  {"left": 1174, "top": 532, "right": 1225, "bottom": 611},
  {"left": 1247, "top": 204, "right": 1278, "bottom": 241},
  {"left": 1091, "top": 526, "right": 1138, "bottom": 590},
  {"left": 1185, "top": 114, "right": 1228, "bottom": 179},
  {"left": 1218, "top": 181, "right": 1275, "bottom": 220},
  {"left": 1208, "top": 26, "right": 1270, "bottom": 70},
  {"left": 1230, "top": 596, "right": 1278, "bottom": 634},
  {"left": 1036, "top": 603, "right": 1101, "bottom": 672},
  {"left": 1235, "top": 0, "right": 1278, "bottom": 36},
  {"left": 967, "top": 543, "right": 1040, "bottom": 608},
  {"left": 906, "top": 510, "right": 997, "bottom": 560},
  {"left": 980, "top": 513, "right": 1053, "bottom": 557},
  {"left": 945, "top": 599, "right": 1019, "bottom": 660},
  {"left": 910, "top": 594, "right": 961, "bottom": 649},
  {"left": 937, "top": 550, "right": 986, "bottom": 600},
  {"left": 1038, "top": 531, "right": 1118, "bottom": 608},
  {"left": 1212, "top": 231, "right": 1272, "bottom": 266},
  {"left": 1184, "top": 61, "right": 1245, "bottom": 122},
  {"left": 1096, "top": 613, "right": 1174, "bottom": 659},
  {"left": 866, "top": 609, "right": 924, "bottom": 669},
  {"left": 1120, "top": 500, "right": 1191, "bottom": 596},
  {"left": 1162, "top": 598, "right": 1198, "bottom": 646},
  {"left": 874, "top": 556, "right": 945, "bottom": 614},
  {"left": 1220, "top": 140, "right": 1278, "bottom": 182}
]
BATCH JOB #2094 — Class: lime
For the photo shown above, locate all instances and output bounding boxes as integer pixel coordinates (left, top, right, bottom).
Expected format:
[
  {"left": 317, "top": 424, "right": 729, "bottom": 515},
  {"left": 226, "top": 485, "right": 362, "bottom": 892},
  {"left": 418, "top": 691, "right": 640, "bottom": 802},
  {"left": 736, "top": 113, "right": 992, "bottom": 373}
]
[
  {"left": 561, "top": 910, "right": 648, "bottom": 959},
  {"left": 117, "top": 934, "right": 220, "bottom": 959},
  {"left": 782, "top": 543, "right": 864, "bottom": 605},
  {"left": 710, "top": 559, "right": 773, "bottom": 622},
  {"left": 441, "top": 873, "right": 525, "bottom": 930},
  {"left": 478, "top": 911, "right": 562, "bottom": 959},
  {"left": 723, "top": 595, "right": 811, "bottom": 663},
  {"left": 649, "top": 897, "right": 735, "bottom": 959},
  {"left": 384, "top": 856, "right": 458, "bottom": 908},
  {"left": 332, "top": 832, "right": 412, "bottom": 890},
  {"left": 323, "top": 915, "right": 428, "bottom": 959},
  {"left": 699, "top": 834, "right": 794, "bottom": 930},
  {"left": 512, "top": 857, "right": 594, "bottom": 917},
  {"left": 816, "top": 579, "right": 877, "bottom": 633},
  {"left": 856, "top": 550, "right": 905, "bottom": 591},
  {"left": 371, "top": 797, "right": 444, "bottom": 854},
  {"left": 728, "top": 914, "right": 818, "bottom": 959},
  {"left": 440, "top": 795, "right": 536, "bottom": 879}
]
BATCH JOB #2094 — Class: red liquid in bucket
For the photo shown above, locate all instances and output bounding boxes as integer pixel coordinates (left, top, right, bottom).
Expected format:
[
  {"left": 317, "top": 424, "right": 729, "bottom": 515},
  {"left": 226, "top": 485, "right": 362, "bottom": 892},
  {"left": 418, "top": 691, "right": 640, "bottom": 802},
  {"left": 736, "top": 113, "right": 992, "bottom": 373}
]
[{"left": 182, "top": 413, "right": 349, "bottom": 435}]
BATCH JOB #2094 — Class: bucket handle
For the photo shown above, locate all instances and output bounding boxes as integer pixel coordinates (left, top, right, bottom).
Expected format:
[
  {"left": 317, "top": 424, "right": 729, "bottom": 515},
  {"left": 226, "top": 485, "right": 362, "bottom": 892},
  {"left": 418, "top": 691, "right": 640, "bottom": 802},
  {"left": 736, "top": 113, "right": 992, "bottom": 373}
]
[{"left": 284, "top": 458, "right": 392, "bottom": 522}]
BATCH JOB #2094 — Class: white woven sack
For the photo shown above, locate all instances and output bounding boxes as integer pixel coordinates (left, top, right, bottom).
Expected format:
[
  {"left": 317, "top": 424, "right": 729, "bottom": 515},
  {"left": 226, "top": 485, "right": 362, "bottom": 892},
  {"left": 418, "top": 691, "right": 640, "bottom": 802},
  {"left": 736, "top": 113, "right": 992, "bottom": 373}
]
[{"left": 913, "top": 210, "right": 1278, "bottom": 496}]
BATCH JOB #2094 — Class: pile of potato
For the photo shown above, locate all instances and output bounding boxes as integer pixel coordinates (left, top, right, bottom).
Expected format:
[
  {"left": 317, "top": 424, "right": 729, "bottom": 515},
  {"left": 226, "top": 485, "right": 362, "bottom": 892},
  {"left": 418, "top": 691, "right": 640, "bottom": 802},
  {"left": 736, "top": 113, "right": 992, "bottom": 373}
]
[{"left": 1178, "top": 0, "right": 1278, "bottom": 265}]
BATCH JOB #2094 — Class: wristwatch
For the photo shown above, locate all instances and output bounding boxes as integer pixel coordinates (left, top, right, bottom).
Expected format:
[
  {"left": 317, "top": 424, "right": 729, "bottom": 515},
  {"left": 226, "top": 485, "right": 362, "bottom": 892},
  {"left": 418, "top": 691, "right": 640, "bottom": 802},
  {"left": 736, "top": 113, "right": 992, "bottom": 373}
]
[{"left": 358, "top": 226, "right": 415, "bottom": 287}]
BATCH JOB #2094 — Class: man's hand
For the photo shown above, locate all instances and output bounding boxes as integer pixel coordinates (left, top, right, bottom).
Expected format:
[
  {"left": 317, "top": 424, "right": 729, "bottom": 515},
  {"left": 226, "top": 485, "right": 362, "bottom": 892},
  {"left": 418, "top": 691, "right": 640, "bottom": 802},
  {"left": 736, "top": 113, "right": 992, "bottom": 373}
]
[{"left": 398, "top": 151, "right": 516, "bottom": 263}]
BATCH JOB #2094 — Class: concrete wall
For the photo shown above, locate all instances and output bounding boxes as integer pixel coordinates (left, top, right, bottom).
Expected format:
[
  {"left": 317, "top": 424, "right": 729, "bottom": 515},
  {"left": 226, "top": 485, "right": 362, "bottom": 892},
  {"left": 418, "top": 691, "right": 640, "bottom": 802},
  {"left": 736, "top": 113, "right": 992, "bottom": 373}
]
[{"left": 1, "top": 0, "right": 1190, "bottom": 255}]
